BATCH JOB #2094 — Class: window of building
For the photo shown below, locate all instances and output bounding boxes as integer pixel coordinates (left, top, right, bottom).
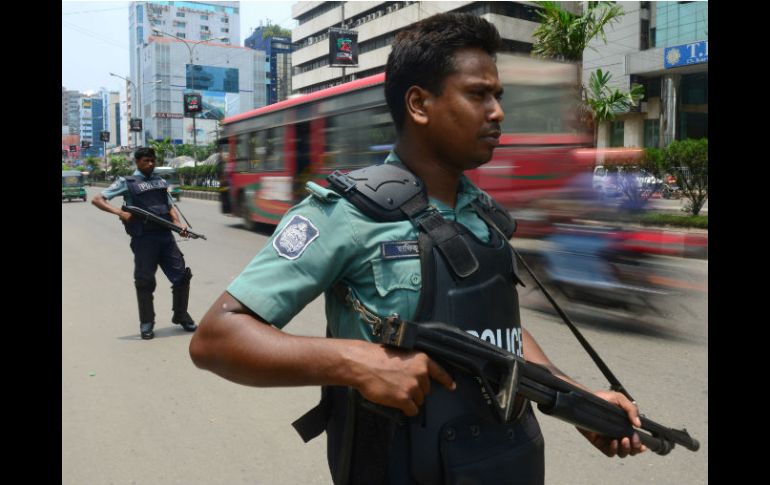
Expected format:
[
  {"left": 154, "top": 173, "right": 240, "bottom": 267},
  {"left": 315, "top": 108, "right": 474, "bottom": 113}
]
[
  {"left": 222, "top": 17, "right": 229, "bottom": 23},
  {"left": 176, "top": 11, "right": 185, "bottom": 17},
  {"left": 681, "top": 73, "right": 708, "bottom": 105},
  {"left": 200, "top": 14, "right": 208, "bottom": 20},
  {"left": 176, "top": 32, "right": 186, "bottom": 39},
  {"left": 643, "top": 119, "right": 659, "bottom": 148},
  {"left": 221, "top": 27, "right": 229, "bottom": 33},
  {"left": 201, "top": 25, "right": 209, "bottom": 31},
  {"left": 136, "top": 4, "right": 143, "bottom": 22},
  {"left": 173, "top": 21, "right": 186, "bottom": 28},
  {"left": 609, "top": 121, "right": 624, "bottom": 147}
]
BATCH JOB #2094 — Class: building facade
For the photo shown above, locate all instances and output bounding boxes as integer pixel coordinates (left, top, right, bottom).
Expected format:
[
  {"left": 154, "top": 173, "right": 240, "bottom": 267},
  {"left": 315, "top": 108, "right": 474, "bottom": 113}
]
[
  {"left": 80, "top": 96, "right": 105, "bottom": 158},
  {"left": 129, "top": 1, "right": 256, "bottom": 146},
  {"left": 62, "top": 88, "right": 82, "bottom": 136},
  {"left": 289, "top": 1, "right": 577, "bottom": 94},
  {"left": 582, "top": 1, "right": 708, "bottom": 149},
  {"left": 245, "top": 27, "right": 295, "bottom": 105},
  {"left": 142, "top": 37, "right": 266, "bottom": 145}
]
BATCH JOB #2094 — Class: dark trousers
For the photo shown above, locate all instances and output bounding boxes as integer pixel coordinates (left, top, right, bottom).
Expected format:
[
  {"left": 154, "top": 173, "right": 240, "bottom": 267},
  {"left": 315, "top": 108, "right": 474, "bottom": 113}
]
[{"left": 130, "top": 230, "right": 187, "bottom": 287}]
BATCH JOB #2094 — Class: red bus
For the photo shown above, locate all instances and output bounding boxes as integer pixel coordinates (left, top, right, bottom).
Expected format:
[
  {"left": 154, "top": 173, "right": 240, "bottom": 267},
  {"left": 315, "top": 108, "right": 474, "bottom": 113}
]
[{"left": 220, "top": 53, "right": 593, "bottom": 229}]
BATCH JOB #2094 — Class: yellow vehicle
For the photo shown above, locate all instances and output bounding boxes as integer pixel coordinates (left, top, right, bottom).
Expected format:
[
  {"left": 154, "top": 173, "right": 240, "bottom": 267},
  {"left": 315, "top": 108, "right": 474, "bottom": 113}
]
[{"left": 62, "top": 170, "right": 87, "bottom": 202}]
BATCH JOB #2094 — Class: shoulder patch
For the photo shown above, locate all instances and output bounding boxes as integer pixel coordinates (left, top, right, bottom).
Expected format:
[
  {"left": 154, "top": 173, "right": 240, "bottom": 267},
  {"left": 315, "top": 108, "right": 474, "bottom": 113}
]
[
  {"left": 106, "top": 180, "right": 122, "bottom": 191},
  {"left": 273, "top": 215, "right": 320, "bottom": 260}
]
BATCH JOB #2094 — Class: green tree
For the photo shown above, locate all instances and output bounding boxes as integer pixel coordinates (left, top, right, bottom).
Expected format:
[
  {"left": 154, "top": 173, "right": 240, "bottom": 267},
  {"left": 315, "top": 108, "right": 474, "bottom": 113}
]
[
  {"left": 663, "top": 139, "right": 708, "bottom": 216},
  {"left": 260, "top": 22, "right": 291, "bottom": 39},
  {"left": 531, "top": 2, "right": 635, "bottom": 139},
  {"left": 531, "top": 1, "right": 624, "bottom": 67},
  {"left": 107, "top": 155, "right": 133, "bottom": 179},
  {"left": 585, "top": 69, "right": 644, "bottom": 146},
  {"left": 149, "top": 137, "right": 175, "bottom": 166}
]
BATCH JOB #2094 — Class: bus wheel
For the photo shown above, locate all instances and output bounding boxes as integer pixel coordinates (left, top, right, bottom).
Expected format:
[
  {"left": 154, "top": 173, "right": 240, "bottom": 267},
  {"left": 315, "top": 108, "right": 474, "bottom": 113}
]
[{"left": 240, "top": 194, "right": 256, "bottom": 231}]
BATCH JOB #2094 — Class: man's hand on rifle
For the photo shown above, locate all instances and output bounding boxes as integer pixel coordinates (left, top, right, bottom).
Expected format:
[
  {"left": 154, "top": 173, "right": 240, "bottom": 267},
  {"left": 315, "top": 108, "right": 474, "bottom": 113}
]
[
  {"left": 178, "top": 225, "right": 190, "bottom": 238},
  {"left": 118, "top": 210, "right": 132, "bottom": 223},
  {"left": 348, "top": 341, "right": 456, "bottom": 417},
  {"left": 577, "top": 390, "right": 647, "bottom": 458}
]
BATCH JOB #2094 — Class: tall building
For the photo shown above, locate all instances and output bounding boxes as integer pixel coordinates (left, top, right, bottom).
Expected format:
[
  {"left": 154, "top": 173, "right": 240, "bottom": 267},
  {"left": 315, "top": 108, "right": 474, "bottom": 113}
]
[
  {"left": 582, "top": 1, "right": 708, "bottom": 148},
  {"left": 129, "top": 2, "right": 262, "bottom": 146},
  {"left": 62, "top": 87, "right": 82, "bottom": 136},
  {"left": 290, "top": 1, "right": 576, "bottom": 94},
  {"left": 80, "top": 96, "right": 105, "bottom": 158},
  {"left": 245, "top": 26, "right": 295, "bottom": 104},
  {"left": 105, "top": 90, "right": 122, "bottom": 148}
]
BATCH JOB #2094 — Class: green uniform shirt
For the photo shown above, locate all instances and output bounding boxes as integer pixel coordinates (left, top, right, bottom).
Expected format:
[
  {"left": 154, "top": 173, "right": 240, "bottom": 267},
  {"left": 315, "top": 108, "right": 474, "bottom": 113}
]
[{"left": 227, "top": 152, "right": 493, "bottom": 340}]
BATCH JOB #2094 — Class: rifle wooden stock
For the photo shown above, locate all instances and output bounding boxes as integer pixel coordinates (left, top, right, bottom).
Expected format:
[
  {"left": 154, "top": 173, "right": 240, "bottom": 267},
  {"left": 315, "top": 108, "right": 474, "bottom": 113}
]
[
  {"left": 122, "top": 205, "right": 207, "bottom": 240},
  {"left": 373, "top": 318, "right": 699, "bottom": 456}
]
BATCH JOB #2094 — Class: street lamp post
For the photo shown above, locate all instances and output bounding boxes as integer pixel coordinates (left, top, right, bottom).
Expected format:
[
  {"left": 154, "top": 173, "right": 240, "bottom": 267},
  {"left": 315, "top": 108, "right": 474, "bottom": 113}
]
[
  {"left": 152, "top": 30, "right": 226, "bottom": 167},
  {"left": 109, "top": 73, "right": 161, "bottom": 149}
]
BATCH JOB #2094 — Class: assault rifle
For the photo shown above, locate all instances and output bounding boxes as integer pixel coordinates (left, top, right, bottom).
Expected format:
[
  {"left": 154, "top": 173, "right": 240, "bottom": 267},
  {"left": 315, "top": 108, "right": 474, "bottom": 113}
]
[
  {"left": 122, "top": 205, "right": 207, "bottom": 240},
  {"left": 368, "top": 315, "right": 699, "bottom": 456}
]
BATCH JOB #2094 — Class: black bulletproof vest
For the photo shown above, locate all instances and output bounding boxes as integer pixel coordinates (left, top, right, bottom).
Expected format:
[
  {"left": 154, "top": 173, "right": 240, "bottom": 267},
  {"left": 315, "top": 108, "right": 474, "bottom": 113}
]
[
  {"left": 124, "top": 176, "right": 172, "bottom": 237},
  {"left": 318, "top": 164, "right": 544, "bottom": 485}
]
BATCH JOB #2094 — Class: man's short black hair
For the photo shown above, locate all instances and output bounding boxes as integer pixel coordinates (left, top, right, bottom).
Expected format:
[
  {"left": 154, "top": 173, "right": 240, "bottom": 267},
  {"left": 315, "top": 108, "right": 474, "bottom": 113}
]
[
  {"left": 134, "top": 147, "right": 156, "bottom": 160},
  {"left": 385, "top": 13, "right": 502, "bottom": 132}
]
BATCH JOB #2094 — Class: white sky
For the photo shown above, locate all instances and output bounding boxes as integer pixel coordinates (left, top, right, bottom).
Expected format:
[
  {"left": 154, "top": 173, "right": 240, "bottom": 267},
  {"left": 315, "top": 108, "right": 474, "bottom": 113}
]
[{"left": 62, "top": 0, "right": 298, "bottom": 97}]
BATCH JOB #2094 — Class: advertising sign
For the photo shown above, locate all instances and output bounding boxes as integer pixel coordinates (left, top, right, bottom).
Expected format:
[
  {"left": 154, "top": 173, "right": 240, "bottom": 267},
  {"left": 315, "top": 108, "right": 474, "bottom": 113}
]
[
  {"left": 328, "top": 28, "right": 358, "bottom": 67},
  {"left": 184, "top": 93, "right": 203, "bottom": 115},
  {"left": 130, "top": 118, "right": 143, "bottom": 132},
  {"left": 664, "top": 41, "right": 708, "bottom": 69},
  {"left": 100, "top": 131, "right": 110, "bottom": 142}
]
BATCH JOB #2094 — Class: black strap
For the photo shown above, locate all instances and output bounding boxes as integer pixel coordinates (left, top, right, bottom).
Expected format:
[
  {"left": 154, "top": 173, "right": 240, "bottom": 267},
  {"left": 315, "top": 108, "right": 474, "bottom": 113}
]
[
  {"left": 291, "top": 399, "right": 329, "bottom": 443},
  {"left": 401, "top": 192, "right": 479, "bottom": 278},
  {"left": 473, "top": 196, "right": 635, "bottom": 402}
]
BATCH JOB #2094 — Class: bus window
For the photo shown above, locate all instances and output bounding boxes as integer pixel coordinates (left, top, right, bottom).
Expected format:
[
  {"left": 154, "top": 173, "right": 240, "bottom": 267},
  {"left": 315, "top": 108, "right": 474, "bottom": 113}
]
[
  {"left": 236, "top": 133, "right": 251, "bottom": 172},
  {"left": 324, "top": 106, "right": 395, "bottom": 168},
  {"left": 501, "top": 84, "right": 574, "bottom": 134},
  {"left": 263, "top": 126, "right": 285, "bottom": 171}
]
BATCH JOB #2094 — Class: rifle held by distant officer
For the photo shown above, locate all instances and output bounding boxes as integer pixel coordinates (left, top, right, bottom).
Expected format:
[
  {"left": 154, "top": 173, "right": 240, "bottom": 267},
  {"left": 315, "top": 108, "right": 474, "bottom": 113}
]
[{"left": 122, "top": 205, "right": 207, "bottom": 240}]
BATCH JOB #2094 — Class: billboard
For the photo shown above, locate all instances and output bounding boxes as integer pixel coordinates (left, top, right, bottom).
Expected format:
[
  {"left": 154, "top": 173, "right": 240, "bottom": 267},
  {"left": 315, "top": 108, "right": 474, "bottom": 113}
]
[
  {"left": 130, "top": 118, "right": 143, "bottom": 132},
  {"left": 186, "top": 65, "right": 239, "bottom": 93},
  {"left": 183, "top": 117, "right": 219, "bottom": 145},
  {"left": 100, "top": 131, "right": 110, "bottom": 142},
  {"left": 329, "top": 28, "right": 358, "bottom": 67}
]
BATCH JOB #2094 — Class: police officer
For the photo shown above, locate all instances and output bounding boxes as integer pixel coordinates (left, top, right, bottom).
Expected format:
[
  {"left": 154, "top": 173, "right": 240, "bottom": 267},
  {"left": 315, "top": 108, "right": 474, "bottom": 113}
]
[
  {"left": 190, "top": 13, "right": 645, "bottom": 484},
  {"left": 92, "top": 147, "right": 197, "bottom": 340}
]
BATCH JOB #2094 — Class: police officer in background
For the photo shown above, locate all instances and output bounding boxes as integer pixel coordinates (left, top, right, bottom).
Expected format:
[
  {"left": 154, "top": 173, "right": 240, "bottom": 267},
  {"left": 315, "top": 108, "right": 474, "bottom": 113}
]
[
  {"left": 92, "top": 147, "right": 197, "bottom": 340},
  {"left": 190, "top": 13, "right": 644, "bottom": 484}
]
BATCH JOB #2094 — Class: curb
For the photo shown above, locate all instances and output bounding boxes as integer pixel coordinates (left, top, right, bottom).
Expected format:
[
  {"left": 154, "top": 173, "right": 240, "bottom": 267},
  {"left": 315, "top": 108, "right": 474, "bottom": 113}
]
[{"left": 179, "top": 190, "right": 220, "bottom": 202}]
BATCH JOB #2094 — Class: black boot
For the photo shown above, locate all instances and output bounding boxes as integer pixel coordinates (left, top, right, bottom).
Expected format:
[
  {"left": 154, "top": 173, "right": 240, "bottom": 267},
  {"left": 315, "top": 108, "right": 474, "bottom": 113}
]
[
  {"left": 136, "top": 282, "right": 156, "bottom": 340},
  {"left": 172, "top": 282, "right": 197, "bottom": 332}
]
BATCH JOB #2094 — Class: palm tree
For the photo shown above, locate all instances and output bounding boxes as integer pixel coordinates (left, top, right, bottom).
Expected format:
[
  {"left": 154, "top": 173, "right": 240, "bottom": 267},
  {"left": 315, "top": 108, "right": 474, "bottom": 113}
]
[
  {"left": 149, "top": 137, "right": 175, "bottom": 166},
  {"left": 531, "top": 2, "right": 628, "bottom": 138},
  {"left": 531, "top": 1, "right": 624, "bottom": 64},
  {"left": 585, "top": 69, "right": 644, "bottom": 146}
]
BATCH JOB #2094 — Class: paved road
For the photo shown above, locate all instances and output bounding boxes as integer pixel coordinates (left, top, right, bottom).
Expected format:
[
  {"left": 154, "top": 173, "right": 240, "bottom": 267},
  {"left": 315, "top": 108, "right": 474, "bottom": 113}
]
[{"left": 63, "top": 188, "right": 707, "bottom": 484}]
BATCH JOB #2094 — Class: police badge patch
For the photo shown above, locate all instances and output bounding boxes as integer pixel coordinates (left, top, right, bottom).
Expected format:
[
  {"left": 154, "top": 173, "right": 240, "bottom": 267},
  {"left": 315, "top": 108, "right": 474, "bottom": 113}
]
[{"left": 273, "top": 215, "right": 320, "bottom": 260}]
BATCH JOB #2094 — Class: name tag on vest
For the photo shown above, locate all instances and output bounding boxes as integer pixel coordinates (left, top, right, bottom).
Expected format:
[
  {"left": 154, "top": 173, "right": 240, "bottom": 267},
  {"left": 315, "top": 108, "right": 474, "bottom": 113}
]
[{"left": 380, "top": 240, "right": 419, "bottom": 259}]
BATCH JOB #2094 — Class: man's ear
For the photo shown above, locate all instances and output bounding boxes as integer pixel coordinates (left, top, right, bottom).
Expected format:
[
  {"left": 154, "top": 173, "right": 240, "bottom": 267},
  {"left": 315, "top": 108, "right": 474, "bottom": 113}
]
[{"left": 404, "top": 86, "right": 432, "bottom": 127}]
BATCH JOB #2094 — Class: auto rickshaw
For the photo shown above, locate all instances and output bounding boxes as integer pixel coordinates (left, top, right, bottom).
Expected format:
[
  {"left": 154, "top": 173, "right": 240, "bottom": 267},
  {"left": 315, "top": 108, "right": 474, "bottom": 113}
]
[{"left": 62, "top": 170, "right": 87, "bottom": 202}]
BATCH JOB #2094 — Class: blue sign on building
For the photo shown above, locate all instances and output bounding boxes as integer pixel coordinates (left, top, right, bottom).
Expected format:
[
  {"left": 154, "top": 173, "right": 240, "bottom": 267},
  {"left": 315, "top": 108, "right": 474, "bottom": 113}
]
[{"left": 664, "top": 41, "right": 708, "bottom": 68}]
